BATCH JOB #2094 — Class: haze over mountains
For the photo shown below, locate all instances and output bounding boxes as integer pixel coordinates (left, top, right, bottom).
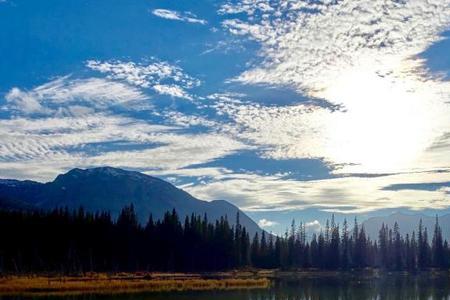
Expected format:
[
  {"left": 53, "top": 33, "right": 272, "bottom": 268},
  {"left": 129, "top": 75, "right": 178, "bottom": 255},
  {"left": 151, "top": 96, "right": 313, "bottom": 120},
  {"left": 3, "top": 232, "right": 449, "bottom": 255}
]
[
  {"left": 0, "top": 167, "right": 262, "bottom": 237},
  {"left": 363, "top": 212, "right": 450, "bottom": 241}
]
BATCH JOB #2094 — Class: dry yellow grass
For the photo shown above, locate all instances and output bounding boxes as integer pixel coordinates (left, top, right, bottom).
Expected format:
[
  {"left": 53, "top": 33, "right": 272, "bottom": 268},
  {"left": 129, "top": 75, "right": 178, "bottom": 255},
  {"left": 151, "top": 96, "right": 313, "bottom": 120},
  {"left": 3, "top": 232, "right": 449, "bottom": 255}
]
[{"left": 0, "top": 274, "right": 270, "bottom": 296}]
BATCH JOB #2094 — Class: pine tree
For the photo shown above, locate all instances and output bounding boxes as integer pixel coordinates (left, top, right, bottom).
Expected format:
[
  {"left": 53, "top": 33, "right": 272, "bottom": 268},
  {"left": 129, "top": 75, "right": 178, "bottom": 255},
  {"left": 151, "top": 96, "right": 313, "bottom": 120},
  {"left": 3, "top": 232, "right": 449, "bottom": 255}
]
[
  {"left": 234, "top": 212, "right": 242, "bottom": 267},
  {"left": 260, "top": 231, "right": 268, "bottom": 267},
  {"left": 358, "top": 225, "right": 368, "bottom": 268},
  {"left": 393, "top": 222, "right": 403, "bottom": 270},
  {"left": 241, "top": 228, "right": 251, "bottom": 266},
  {"left": 329, "top": 219, "right": 340, "bottom": 269},
  {"left": 378, "top": 223, "right": 388, "bottom": 268},
  {"left": 432, "top": 216, "right": 444, "bottom": 268},
  {"left": 251, "top": 232, "right": 260, "bottom": 266},
  {"left": 341, "top": 218, "right": 350, "bottom": 269},
  {"left": 318, "top": 231, "right": 325, "bottom": 269},
  {"left": 418, "top": 219, "right": 429, "bottom": 270}
]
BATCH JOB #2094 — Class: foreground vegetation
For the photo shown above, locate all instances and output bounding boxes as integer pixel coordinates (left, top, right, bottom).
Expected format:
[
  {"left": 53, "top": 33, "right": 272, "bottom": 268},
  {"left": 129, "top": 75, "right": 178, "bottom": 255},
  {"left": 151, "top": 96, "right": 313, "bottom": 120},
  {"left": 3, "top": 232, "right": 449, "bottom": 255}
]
[
  {"left": 3, "top": 269, "right": 450, "bottom": 296},
  {"left": 0, "top": 273, "right": 270, "bottom": 296},
  {"left": 1, "top": 206, "right": 449, "bottom": 273}
]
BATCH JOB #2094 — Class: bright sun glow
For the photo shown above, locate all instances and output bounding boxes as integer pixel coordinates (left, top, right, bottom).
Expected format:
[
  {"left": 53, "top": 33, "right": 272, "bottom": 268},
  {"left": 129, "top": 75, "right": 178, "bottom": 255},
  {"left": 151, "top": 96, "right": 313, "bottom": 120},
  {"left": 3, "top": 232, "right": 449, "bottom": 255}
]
[{"left": 316, "top": 66, "right": 440, "bottom": 174}]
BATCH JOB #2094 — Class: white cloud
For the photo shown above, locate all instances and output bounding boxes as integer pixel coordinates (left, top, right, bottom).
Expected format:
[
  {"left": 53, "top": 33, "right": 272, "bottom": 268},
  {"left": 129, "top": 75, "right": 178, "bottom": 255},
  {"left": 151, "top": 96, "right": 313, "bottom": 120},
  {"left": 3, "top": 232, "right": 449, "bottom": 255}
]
[
  {"left": 219, "top": 0, "right": 450, "bottom": 175},
  {"left": 184, "top": 169, "right": 450, "bottom": 213},
  {"left": 163, "top": 111, "right": 219, "bottom": 128},
  {"left": 222, "top": 0, "right": 450, "bottom": 92},
  {"left": 0, "top": 117, "right": 247, "bottom": 182},
  {"left": 258, "top": 218, "right": 278, "bottom": 227},
  {"left": 151, "top": 9, "right": 207, "bottom": 25},
  {"left": 0, "top": 103, "right": 247, "bottom": 183},
  {"left": 0, "top": 115, "right": 169, "bottom": 161},
  {"left": 305, "top": 220, "right": 321, "bottom": 233},
  {"left": 153, "top": 84, "right": 192, "bottom": 100},
  {"left": 86, "top": 60, "right": 199, "bottom": 100},
  {"left": 213, "top": 100, "right": 327, "bottom": 159},
  {"left": 87, "top": 133, "right": 247, "bottom": 171},
  {"left": 5, "top": 76, "right": 147, "bottom": 116},
  {"left": 219, "top": 0, "right": 274, "bottom": 15},
  {"left": 5, "top": 87, "right": 48, "bottom": 115},
  {"left": 146, "top": 167, "right": 233, "bottom": 179}
]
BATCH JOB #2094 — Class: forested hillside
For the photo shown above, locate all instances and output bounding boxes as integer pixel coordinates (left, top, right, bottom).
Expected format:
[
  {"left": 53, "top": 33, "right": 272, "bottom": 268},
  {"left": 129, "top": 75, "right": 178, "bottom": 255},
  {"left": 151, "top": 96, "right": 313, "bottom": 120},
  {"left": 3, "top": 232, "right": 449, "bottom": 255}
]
[{"left": 1, "top": 207, "right": 449, "bottom": 273}]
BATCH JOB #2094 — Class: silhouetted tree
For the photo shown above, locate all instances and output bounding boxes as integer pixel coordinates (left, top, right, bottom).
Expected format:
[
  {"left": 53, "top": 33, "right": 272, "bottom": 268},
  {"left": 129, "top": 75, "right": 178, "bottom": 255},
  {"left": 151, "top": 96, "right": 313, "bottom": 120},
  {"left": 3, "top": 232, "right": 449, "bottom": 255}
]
[{"left": 1, "top": 208, "right": 448, "bottom": 273}]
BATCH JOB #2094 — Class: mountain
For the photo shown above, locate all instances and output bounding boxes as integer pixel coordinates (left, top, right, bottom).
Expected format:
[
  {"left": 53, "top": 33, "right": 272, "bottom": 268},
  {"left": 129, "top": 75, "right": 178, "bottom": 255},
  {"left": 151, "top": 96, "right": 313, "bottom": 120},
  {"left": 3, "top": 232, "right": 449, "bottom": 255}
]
[
  {"left": 363, "top": 212, "right": 450, "bottom": 241},
  {"left": 0, "top": 167, "right": 262, "bottom": 236},
  {"left": 0, "top": 179, "right": 43, "bottom": 210}
]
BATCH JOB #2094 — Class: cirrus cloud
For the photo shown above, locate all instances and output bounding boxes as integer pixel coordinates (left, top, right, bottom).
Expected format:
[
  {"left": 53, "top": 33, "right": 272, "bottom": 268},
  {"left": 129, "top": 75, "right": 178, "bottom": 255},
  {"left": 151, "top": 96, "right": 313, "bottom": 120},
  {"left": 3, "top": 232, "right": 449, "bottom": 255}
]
[
  {"left": 5, "top": 76, "right": 148, "bottom": 116},
  {"left": 151, "top": 9, "right": 207, "bottom": 25}
]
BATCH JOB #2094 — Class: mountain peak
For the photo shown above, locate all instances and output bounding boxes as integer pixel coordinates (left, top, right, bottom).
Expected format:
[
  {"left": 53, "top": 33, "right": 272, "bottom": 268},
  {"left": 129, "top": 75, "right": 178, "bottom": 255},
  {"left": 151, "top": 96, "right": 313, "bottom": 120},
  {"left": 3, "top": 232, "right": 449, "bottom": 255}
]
[
  {"left": 65, "top": 166, "right": 135, "bottom": 176},
  {"left": 55, "top": 166, "right": 155, "bottom": 183},
  {"left": 0, "top": 167, "right": 263, "bottom": 237}
]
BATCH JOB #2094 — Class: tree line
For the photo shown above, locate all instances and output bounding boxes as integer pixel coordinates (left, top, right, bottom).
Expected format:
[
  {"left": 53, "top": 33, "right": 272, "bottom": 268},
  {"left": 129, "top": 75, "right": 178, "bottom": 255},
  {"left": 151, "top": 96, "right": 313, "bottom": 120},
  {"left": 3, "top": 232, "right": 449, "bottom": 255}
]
[
  {"left": 252, "top": 216, "right": 450, "bottom": 271},
  {"left": 0, "top": 206, "right": 449, "bottom": 273}
]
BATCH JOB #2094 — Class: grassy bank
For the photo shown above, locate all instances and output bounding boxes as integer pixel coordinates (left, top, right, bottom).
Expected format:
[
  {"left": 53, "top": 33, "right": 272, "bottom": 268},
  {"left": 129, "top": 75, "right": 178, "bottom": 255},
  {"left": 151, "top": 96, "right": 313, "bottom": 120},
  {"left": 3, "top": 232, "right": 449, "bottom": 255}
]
[
  {"left": 0, "top": 272, "right": 270, "bottom": 296},
  {"left": 3, "top": 269, "right": 446, "bottom": 296}
]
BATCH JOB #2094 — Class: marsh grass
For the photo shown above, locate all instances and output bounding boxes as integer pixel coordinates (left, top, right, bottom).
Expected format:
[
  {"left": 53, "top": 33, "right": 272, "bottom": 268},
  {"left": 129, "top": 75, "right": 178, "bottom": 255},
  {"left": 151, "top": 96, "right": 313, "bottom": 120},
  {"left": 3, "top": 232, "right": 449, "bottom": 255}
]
[{"left": 0, "top": 273, "right": 270, "bottom": 296}]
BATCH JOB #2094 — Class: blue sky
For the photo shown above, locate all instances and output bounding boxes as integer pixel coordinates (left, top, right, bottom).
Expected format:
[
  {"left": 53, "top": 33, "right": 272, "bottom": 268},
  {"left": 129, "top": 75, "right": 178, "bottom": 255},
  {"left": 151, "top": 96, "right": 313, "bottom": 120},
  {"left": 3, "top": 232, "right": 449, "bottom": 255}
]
[{"left": 1, "top": 0, "right": 449, "bottom": 234}]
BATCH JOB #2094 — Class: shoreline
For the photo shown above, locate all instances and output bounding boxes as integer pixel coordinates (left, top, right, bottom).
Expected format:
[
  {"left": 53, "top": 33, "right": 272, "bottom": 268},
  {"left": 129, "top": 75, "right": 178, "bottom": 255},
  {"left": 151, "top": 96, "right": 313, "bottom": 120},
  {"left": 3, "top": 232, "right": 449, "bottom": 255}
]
[
  {"left": 0, "top": 272, "right": 270, "bottom": 296},
  {"left": 1, "top": 270, "right": 449, "bottom": 296}
]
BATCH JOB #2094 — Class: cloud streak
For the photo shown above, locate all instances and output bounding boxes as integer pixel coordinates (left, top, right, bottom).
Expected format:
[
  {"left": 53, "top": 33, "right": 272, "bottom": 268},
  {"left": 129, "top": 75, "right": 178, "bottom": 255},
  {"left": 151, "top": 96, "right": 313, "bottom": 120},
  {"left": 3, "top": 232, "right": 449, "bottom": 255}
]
[
  {"left": 152, "top": 9, "right": 207, "bottom": 25},
  {"left": 5, "top": 76, "right": 148, "bottom": 116}
]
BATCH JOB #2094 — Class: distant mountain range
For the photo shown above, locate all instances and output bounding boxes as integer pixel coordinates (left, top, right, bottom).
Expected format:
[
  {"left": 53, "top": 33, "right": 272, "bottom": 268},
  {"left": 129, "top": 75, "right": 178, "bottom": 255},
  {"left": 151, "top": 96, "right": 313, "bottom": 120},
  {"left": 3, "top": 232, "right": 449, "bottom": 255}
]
[
  {"left": 363, "top": 212, "right": 450, "bottom": 241},
  {"left": 0, "top": 167, "right": 262, "bottom": 237}
]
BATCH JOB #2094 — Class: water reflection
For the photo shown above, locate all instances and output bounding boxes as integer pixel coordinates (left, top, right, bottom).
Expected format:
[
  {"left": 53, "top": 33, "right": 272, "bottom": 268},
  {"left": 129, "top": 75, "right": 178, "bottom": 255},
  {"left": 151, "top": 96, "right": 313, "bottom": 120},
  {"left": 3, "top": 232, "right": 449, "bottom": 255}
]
[
  {"left": 3, "top": 274, "right": 450, "bottom": 300},
  {"left": 263, "top": 275, "right": 450, "bottom": 300}
]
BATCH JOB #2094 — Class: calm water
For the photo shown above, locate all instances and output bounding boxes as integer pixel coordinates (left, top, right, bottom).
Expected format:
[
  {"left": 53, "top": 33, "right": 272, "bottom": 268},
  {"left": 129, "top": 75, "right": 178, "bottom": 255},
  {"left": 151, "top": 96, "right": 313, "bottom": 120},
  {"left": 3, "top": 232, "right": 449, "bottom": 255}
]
[{"left": 4, "top": 274, "right": 450, "bottom": 300}]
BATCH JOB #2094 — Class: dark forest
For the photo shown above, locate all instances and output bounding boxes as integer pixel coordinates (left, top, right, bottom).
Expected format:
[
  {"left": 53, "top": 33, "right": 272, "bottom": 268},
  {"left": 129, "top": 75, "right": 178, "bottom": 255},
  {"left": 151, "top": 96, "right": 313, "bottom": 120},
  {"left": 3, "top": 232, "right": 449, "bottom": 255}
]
[{"left": 0, "top": 206, "right": 449, "bottom": 273}]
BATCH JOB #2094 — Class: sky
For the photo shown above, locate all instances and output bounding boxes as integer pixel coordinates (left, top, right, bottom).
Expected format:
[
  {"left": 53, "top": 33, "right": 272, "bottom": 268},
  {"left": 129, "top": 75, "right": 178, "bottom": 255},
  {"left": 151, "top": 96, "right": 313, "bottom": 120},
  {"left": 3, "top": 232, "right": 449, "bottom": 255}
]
[{"left": 0, "top": 0, "right": 449, "bottom": 234}]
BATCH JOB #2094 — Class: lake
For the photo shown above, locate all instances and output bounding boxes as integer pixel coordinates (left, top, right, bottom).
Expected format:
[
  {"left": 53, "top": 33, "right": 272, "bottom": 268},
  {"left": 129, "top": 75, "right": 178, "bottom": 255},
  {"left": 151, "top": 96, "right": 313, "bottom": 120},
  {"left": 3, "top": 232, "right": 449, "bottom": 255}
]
[{"left": 3, "top": 274, "right": 450, "bottom": 300}]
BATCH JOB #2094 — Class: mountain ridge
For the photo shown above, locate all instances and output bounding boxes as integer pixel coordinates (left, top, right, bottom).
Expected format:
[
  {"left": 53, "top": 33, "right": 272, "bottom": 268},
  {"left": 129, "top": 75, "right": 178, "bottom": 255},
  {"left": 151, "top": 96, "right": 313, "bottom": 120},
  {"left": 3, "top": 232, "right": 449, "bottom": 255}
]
[{"left": 0, "top": 167, "right": 262, "bottom": 236}]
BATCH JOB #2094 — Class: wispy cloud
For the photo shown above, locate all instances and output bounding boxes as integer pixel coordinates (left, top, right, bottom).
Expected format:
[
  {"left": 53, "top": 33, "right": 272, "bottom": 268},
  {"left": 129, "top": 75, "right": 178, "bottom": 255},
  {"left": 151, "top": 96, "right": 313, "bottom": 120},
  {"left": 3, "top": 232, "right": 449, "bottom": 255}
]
[
  {"left": 0, "top": 113, "right": 247, "bottom": 182},
  {"left": 86, "top": 60, "right": 199, "bottom": 100},
  {"left": 151, "top": 9, "right": 207, "bottom": 25},
  {"left": 5, "top": 76, "right": 148, "bottom": 116}
]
